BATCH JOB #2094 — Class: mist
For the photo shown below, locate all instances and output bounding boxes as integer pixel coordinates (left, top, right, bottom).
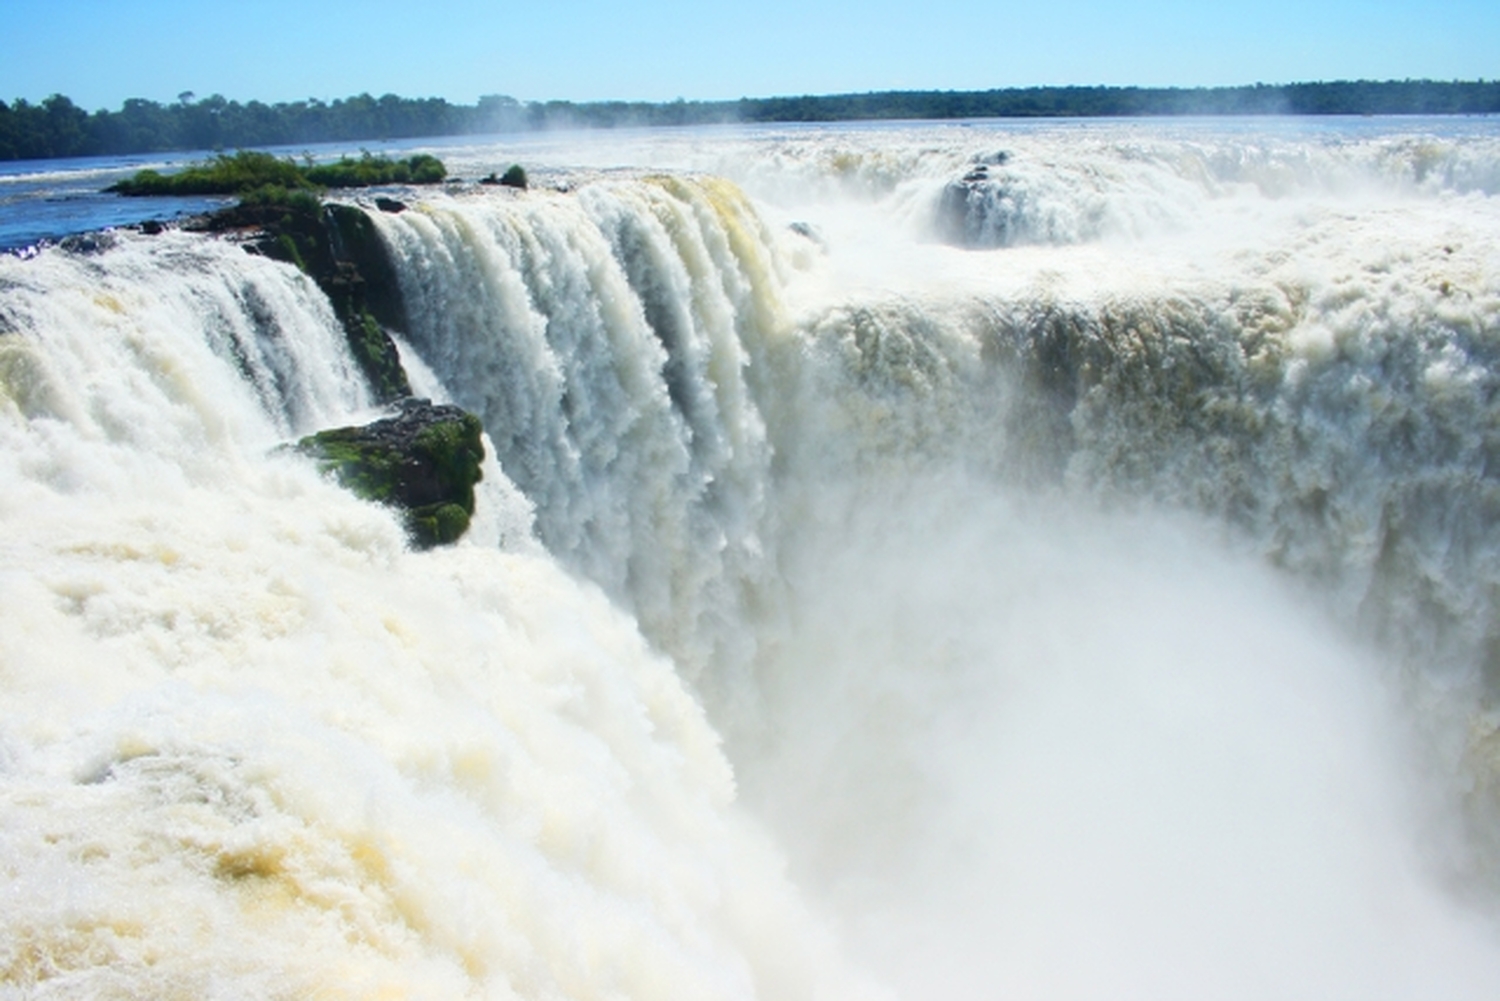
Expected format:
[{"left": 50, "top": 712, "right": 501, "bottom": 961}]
[
  {"left": 731, "top": 476, "right": 1500, "bottom": 999},
  {"left": 371, "top": 124, "right": 1500, "bottom": 996}
]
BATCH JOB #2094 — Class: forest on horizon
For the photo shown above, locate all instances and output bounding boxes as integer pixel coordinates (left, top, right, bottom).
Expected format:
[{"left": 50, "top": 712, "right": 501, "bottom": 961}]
[{"left": 3, "top": 79, "right": 1497, "bottom": 162}]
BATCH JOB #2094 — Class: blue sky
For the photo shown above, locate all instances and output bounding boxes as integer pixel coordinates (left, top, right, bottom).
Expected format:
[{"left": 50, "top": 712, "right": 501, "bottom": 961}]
[{"left": 2, "top": 0, "right": 1496, "bottom": 109}]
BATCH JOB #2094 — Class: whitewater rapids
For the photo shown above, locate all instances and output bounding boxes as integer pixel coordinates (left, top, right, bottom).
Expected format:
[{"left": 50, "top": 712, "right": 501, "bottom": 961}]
[{"left": 3, "top": 118, "right": 1500, "bottom": 999}]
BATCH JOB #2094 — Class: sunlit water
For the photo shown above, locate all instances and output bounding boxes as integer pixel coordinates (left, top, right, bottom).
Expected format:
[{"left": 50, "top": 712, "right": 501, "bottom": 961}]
[{"left": 4, "top": 118, "right": 1500, "bottom": 999}]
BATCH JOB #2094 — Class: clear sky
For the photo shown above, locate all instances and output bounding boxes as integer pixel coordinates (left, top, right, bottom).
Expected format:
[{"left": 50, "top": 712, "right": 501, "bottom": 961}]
[{"left": 2, "top": 0, "right": 1496, "bottom": 110}]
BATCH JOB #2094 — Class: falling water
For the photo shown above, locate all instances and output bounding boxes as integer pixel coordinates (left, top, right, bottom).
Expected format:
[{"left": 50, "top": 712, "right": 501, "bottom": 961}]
[{"left": 4, "top": 119, "right": 1500, "bottom": 998}]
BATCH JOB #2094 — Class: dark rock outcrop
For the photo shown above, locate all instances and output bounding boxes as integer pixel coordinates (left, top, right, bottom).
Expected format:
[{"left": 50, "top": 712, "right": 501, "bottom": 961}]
[
  {"left": 58, "top": 232, "right": 118, "bottom": 255},
  {"left": 297, "top": 398, "right": 485, "bottom": 549},
  {"left": 935, "top": 152, "right": 1016, "bottom": 247},
  {"left": 198, "top": 194, "right": 414, "bottom": 403},
  {"left": 937, "top": 159, "right": 1024, "bottom": 249},
  {"left": 788, "top": 221, "right": 825, "bottom": 247},
  {"left": 938, "top": 171, "right": 989, "bottom": 247}
]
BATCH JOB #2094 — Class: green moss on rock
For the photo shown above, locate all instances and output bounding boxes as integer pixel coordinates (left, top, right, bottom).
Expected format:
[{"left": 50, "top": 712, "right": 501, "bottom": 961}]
[
  {"left": 297, "top": 399, "right": 485, "bottom": 549},
  {"left": 408, "top": 502, "right": 474, "bottom": 547},
  {"left": 349, "top": 310, "right": 409, "bottom": 403},
  {"left": 203, "top": 194, "right": 413, "bottom": 404}
]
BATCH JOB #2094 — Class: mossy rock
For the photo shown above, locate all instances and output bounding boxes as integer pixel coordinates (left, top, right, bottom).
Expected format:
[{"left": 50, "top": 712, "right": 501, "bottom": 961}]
[
  {"left": 297, "top": 399, "right": 485, "bottom": 549},
  {"left": 226, "top": 197, "right": 412, "bottom": 404},
  {"left": 128, "top": 161, "right": 423, "bottom": 406}
]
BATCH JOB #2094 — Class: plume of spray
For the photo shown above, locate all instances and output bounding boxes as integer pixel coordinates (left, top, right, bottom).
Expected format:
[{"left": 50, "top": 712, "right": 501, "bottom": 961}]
[
  {"left": 731, "top": 473, "right": 1500, "bottom": 1000},
  {"left": 362, "top": 137, "right": 1500, "bottom": 996}
]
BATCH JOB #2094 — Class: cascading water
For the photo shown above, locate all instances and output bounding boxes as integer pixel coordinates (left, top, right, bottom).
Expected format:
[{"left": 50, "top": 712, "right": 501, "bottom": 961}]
[
  {"left": 367, "top": 177, "right": 784, "bottom": 685},
  {"left": 4, "top": 119, "right": 1500, "bottom": 999},
  {"left": 0, "top": 228, "right": 866, "bottom": 1001}
]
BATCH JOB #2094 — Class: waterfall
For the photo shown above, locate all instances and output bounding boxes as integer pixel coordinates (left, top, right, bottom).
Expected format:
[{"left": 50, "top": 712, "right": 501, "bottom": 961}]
[
  {"left": 5, "top": 120, "right": 1500, "bottom": 999},
  {"left": 0, "top": 226, "right": 870, "bottom": 1001},
  {"left": 370, "top": 177, "right": 787, "bottom": 686}
]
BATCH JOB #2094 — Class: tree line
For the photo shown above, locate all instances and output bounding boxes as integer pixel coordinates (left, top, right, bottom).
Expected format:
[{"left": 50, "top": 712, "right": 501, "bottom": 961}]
[
  {"left": 734, "top": 79, "right": 1500, "bottom": 122},
  {"left": 0, "top": 93, "right": 525, "bottom": 161},
  {"left": 3, "top": 80, "right": 1497, "bottom": 162}
]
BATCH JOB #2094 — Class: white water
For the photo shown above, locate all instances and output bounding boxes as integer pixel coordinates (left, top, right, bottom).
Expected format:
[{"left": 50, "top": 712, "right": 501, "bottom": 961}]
[{"left": 4, "top": 119, "right": 1500, "bottom": 998}]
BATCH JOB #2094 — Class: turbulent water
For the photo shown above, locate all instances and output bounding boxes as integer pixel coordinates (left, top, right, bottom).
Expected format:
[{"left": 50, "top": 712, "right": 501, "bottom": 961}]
[{"left": 4, "top": 118, "right": 1500, "bottom": 999}]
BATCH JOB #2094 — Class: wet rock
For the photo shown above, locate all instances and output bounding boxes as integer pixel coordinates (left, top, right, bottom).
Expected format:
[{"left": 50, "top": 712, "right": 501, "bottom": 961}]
[
  {"left": 296, "top": 398, "right": 485, "bottom": 549},
  {"left": 374, "top": 197, "right": 407, "bottom": 214},
  {"left": 214, "top": 194, "right": 413, "bottom": 403},
  {"left": 938, "top": 162, "right": 1022, "bottom": 249},
  {"left": 59, "top": 231, "right": 118, "bottom": 254},
  {"left": 789, "top": 221, "right": 827, "bottom": 249}
]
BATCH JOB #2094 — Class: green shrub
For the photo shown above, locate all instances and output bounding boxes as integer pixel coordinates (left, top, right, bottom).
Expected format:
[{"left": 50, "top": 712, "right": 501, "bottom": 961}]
[
  {"left": 499, "top": 164, "right": 527, "bottom": 189},
  {"left": 108, "top": 149, "right": 448, "bottom": 196},
  {"left": 408, "top": 154, "right": 447, "bottom": 183},
  {"left": 107, "top": 150, "right": 311, "bottom": 195},
  {"left": 238, "top": 184, "right": 323, "bottom": 214},
  {"left": 304, "top": 151, "right": 448, "bottom": 187}
]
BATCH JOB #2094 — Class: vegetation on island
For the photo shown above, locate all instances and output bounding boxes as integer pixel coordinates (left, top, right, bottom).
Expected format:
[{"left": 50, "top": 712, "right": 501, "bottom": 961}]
[
  {"left": 106, "top": 149, "right": 446, "bottom": 196},
  {"left": 482, "top": 164, "right": 528, "bottom": 189},
  {"left": 305, "top": 151, "right": 445, "bottom": 187},
  {"left": 2, "top": 80, "right": 1497, "bottom": 162},
  {"left": 36, "top": 128, "right": 484, "bottom": 549}
]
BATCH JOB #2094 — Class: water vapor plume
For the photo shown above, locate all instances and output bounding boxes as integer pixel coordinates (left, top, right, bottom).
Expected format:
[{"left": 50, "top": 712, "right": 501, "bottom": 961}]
[{"left": 735, "top": 478, "right": 1500, "bottom": 1000}]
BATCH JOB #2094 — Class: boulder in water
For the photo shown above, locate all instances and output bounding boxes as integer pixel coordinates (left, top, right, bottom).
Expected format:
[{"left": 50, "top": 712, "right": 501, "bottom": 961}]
[
  {"left": 938, "top": 166, "right": 1021, "bottom": 248},
  {"left": 297, "top": 398, "right": 485, "bottom": 549},
  {"left": 58, "top": 231, "right": 118, "bottom": 255}
]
